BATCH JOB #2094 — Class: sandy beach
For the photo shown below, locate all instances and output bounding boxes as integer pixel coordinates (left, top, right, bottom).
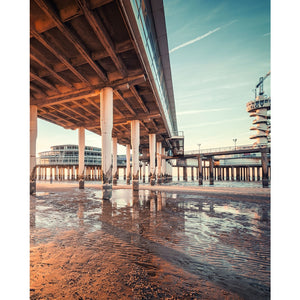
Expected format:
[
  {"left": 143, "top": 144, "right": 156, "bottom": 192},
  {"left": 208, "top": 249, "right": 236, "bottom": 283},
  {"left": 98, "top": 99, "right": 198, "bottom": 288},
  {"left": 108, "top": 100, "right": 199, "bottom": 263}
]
[{"left": 31, "top": 182, "right": 270, "bottom": 299}]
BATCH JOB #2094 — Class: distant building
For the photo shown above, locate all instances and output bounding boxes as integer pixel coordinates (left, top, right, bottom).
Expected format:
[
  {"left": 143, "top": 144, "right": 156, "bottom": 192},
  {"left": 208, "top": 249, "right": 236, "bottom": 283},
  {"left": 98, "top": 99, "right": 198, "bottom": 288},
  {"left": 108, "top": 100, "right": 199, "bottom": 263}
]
[{"left": 37, "top": 144, "right": 126, "bottom": 166}]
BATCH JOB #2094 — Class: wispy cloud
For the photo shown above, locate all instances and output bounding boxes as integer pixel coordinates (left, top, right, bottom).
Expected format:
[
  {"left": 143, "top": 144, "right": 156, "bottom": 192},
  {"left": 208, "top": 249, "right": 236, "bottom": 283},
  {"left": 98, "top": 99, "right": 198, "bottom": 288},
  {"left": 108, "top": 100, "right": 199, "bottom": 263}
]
[
  {"left": 181, "top": 117, "right": 248, "bottom": 129},
  {"left": 170, "top": 20, "right": 238, "bottom": 54},
  {"left": 177, "top": 107, "right": 232, "bottom": 116},
  {"left": 170, "top": 27, "right": 221, "bottom": 53}
]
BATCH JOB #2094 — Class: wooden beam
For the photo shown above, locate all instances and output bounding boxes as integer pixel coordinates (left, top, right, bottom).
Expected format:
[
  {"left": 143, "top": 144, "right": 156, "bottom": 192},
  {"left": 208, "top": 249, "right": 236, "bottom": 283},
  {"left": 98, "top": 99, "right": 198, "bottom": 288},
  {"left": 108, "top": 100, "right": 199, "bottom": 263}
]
[
  {"left": 140, "top": 121, "right": 150, "bottom": 133},
  {"left": 49, "top": 105, "right": 83, "bottom": 123},
  {"left": 33, "top": 0, "right": 108, "bottom": 82},
  {"left": 73, "top": 113, "right": 161, "bottom": 129},
  {"left": 30, "top": 71, "right": 58, "bottom": 92},
  {"left": 76, "top": 0, "right": 127, "bottom": 77},
  {"left": 30, "top": 50, "right": 73, "bottom": 88},
  {"left": 38, "top": 109, "right": 77, "bottom": 128},
  {"left": 113, "top": 90, "right": 136, "bottom": 116},
  {"left": 60, "top": 103, "right": 91, "bottom": 121},
  {"left": 76, "top": 101, "right": 99, "bottom": 118},
  {"left": 129, "top": 85, "right": 149, "bottom": 113},
  {"left": 113, "top": 105, "right": 125, "bottom": 117},
  {"left": 30, "top": 74, "right": 146, "bottom": 107},
  {"left": 31, "top": 0, "right": 114, "bottom": 35},
  {"left": 84, "top": 97, "right": 99, "bottom": 110},
  {"left": 30, "top": 83, "right": 47, "bottom": 96},
  {"left": 31, "top": 29, "right": 90, "bottom": 85}
]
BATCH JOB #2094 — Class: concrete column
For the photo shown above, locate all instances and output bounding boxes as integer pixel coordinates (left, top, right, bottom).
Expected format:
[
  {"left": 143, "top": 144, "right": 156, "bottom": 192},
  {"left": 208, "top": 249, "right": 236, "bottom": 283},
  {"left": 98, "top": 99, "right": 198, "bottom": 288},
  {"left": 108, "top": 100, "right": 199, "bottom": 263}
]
[
  {"left": 198, "top": 155, "right": 203, "bottom": 185},
  {"left": 131, "top": 120, "right": 140, "bottom": 191},
  {"left": 112, "top": 137, "right": 118, "bottom": 185},
  {"left": 149, "top": 133, "right": 156, "bottom": 185},
  {"left": 177, "top": 166, "right": 180, "bottom": 181},
  {"left": 246, "top": 167, "right": 250, "bottom": 181},
  {"left": 183, "top": 166, "right": 187, "bottom": 181},
  {"left": 142, "top": 161, "right": 146, "bottom": 183},
  {"left": 30, "top": 105, "right": 37, "bottom": 194},
  {"left": 191, "top": 167, "right": 194, "bottom": 181},
  {"left": 126, "top": 144, "right": 131, "bottom": 184},
  {"left": 78, "top": 127, "right": 85, "bottom": 189},
  {"left": 209, "top": 157, "right": 214, "bottom": 185},
  {"left": 100, "top": 87, "right": 113, "bottom": 199},
  {"left": 162, "top": 147, "right": 166, "bottom": 182},
  {"left": 217, "top": 167, "right": 221, "bottom": 180},
  {"left": 261, "top": 150, "right": 269, "bottom": 188},
  {"left": 156, "top": 141, "right": 162, "bottom": 184}
]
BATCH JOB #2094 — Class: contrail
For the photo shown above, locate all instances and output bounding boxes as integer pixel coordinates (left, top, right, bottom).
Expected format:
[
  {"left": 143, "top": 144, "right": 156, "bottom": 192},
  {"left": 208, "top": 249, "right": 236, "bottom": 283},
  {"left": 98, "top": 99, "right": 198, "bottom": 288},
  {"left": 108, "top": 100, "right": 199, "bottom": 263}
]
[
  {"left": 170, "top": 20, "right": 238, "bottom": 54},
  {"left": 170, "top": 27, "right": 221, "bottom": 53},
  {"left": 177, "top": 107, "right": 232, "bottom": 116}
]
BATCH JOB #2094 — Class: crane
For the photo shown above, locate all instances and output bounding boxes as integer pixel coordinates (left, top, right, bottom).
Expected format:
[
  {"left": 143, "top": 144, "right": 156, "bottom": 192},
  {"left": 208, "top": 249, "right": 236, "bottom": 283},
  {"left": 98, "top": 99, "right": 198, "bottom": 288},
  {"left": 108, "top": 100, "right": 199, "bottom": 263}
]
[{"left": 255, "top": 71, "right": 270, "bottom": 98}]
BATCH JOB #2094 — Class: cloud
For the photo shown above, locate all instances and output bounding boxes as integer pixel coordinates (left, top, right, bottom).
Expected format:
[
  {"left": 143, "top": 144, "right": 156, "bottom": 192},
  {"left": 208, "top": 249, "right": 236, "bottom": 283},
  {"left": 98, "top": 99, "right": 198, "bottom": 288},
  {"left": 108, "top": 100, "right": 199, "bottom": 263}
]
[
  {"left": 170, "top": 20, "right": 238, "bottom": 54},
  {"left": 181, "top": 116, "right": 248, "bottom": 129},
  {"left": 170, "top": 27, "right": 221, "bottom": 53},
  {"left": 177, "top": 107, "right": 232, "bottom": 116}
]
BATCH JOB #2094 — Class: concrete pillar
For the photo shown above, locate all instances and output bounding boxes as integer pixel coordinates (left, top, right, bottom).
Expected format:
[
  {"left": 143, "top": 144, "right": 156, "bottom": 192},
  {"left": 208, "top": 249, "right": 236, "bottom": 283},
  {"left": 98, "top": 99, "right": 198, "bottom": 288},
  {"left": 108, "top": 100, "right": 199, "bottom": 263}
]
[
  {"left": 126, "top": 144, "right": 131, "bottom": 184},
  {"left": 191, "top": 167, "right": 194, "bottom": 181},
  {"left": 156, "top": 141, "right": 162, "bottom": 184},
  {"left": 131, "top": 120, "right": 140, "bottom": 191},
  {"left": 217, "top": 167, "right": 221, "bottom": 180},
  {"left": 78, "top": 127, "right": 85, "bottom": 189},
  {"left": 142, "top": 161, "right": 146, "bottom": 183},
  {"left": 100, "top": 87, "right": 113, "bottom": 199},
  {"left": 198, "top": 155, "right": 203, "bottom": 185},
  {"left": 246, "top": 167, "right": 250, "bottom": 181},
  {"left": 162, "top": 148, "right": 166, "bottom": 182},
  {"left": 112, "top": 137, "right": 118, "bottom": 185},
  {"left": 149, "top": 133, "right": 156, "bottom": 185},
  {"left": 261, "top": 150, "right": 269, "bottom": 188},
  {"left": 183, "top": 165, "right": 187, "bottom": 181},
  {"left": 209, "top": 157, "right": 214, "bottom": 185},
  {"left": 30, "top": 105, "right": 37, "bottom": 194},
  {"left": 177, "top": 166, "right": 180, "bottom": 181}
]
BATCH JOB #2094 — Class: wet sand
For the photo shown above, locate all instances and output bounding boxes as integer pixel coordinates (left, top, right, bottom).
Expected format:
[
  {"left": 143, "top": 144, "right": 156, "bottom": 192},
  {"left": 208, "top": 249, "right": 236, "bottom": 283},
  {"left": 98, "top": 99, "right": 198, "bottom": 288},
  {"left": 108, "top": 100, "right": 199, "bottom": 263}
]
[{"left": 31, "top": 183, "right": 270, "bottom": 299}]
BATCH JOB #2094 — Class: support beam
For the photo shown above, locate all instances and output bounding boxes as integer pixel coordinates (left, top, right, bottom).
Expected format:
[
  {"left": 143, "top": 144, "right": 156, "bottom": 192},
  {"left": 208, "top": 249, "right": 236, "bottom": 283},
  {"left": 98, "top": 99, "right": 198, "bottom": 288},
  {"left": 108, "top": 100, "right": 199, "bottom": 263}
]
[
  {"left": 75, "top": 0, "right": 127, "bottom": 77},
  {"left": 131, "top": 120, "right": 140, "bottom": 191},
  {"left": 126, "top": 144, "right": 131, "bottom": 184},
  {"left": 30, "top": 105, "right": 38, "bottom": 194},
  {"left": 198, "top": 155, "right": 203, "bottom": 185},
  {"left": 162, "top": 147, "right": 166, "bottom": 183},
  {"left": 100, "top": 87, "right": 113, "bottom": 199},
  {"left": 149, "top": 134, "right": 156, "bottom": 185},
  {"left": 34, "top": 0, "right": 108, "bottom": 82},
  {"left": 78, "top": 127, "right": 85, "bottom": 189},
  {"left": 112, "top": 137, "right": 118, "bottom": 185},
  {"left": 209, "top": 157, "right": 214, "bottom": 185},
  {"left": 261, "top": 149, "right": 269, "bottom": 188},
  {"left": 156, "top": 141, "right": 162, "bottom": 184}
]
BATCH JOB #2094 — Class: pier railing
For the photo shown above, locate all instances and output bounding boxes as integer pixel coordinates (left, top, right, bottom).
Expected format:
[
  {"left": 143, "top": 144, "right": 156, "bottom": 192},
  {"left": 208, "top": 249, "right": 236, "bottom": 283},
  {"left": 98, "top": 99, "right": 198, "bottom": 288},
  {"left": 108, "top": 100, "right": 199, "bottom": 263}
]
[{"left": 185, "top": 144, "right": 269, "bottom": 155}]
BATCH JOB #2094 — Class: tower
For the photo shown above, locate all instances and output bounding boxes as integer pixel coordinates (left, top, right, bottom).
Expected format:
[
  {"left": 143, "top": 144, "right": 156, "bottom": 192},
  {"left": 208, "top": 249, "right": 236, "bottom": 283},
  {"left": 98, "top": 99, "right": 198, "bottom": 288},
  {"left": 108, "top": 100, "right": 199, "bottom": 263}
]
[{"left": 246, "top": 72, "right": 271, "bottom": 146}]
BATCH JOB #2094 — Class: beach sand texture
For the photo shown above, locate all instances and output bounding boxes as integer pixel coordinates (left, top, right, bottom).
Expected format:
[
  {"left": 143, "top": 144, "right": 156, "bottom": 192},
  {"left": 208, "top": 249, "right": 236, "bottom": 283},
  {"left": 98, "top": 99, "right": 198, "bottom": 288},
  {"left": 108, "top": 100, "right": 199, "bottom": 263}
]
[{"left": 30, "top": 183, "right": 270, "bottom": 299}]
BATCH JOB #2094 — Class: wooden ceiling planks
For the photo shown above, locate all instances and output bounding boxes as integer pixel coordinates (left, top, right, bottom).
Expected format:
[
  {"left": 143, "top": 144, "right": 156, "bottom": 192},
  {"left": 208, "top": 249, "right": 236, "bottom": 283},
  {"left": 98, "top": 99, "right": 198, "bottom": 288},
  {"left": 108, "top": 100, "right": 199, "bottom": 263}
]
[{"left": 30, "top": 0, "right": 168, "bottom": 147}]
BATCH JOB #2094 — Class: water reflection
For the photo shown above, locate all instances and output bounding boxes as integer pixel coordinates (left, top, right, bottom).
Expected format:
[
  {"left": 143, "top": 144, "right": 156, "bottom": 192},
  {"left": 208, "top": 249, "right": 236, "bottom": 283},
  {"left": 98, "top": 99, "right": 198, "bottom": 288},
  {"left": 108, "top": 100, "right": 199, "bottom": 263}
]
[{"left": 30, "top": 188, "right": 270, "bottom": 299}]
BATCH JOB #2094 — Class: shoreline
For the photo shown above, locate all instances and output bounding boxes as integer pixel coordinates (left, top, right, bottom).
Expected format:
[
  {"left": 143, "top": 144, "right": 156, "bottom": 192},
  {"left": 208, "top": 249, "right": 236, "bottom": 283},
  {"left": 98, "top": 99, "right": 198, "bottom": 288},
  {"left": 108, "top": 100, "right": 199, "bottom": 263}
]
[{"left": 36, "top": 181, "right": 270, "bottom": 203}]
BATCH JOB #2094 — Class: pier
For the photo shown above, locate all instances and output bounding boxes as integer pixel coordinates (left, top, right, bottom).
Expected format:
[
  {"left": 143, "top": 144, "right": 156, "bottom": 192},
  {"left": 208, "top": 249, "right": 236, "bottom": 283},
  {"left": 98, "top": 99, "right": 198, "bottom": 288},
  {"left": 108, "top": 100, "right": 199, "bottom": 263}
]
[
  {"left": 30, "top": 0, "right": 180, "bottom": 196},
  {"left": 28, "top": 1, "right": 272, "bottom": 299}
]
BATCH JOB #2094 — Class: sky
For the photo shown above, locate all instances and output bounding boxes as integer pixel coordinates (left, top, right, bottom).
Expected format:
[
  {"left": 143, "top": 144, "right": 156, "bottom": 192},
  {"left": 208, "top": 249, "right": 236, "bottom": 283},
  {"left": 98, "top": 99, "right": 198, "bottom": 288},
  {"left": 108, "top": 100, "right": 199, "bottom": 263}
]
[
  {"left": 35, "top": 0, "right": 271, "bottom": 154},
  {"left": 164, "top": 0, "right": 270, "bottom": 150}
]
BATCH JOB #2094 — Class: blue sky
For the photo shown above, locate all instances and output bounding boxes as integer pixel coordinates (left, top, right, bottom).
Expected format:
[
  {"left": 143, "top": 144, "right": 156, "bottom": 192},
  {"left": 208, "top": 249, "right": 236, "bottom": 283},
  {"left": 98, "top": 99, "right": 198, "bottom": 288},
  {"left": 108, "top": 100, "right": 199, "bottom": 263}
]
[
  {"left": 36, "top": 0, "right": 270, "bottom": 154},
  {"left": 164, "top": 0, "right": 270, "bottom": 150}
]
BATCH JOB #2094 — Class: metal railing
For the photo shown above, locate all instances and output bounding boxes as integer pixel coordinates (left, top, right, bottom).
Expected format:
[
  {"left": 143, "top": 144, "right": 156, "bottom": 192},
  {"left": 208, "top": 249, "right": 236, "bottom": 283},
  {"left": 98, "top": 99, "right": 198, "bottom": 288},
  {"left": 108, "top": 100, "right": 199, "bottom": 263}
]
[{"left": 185, "top": 144, "right": 269, "bottom": 155}]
